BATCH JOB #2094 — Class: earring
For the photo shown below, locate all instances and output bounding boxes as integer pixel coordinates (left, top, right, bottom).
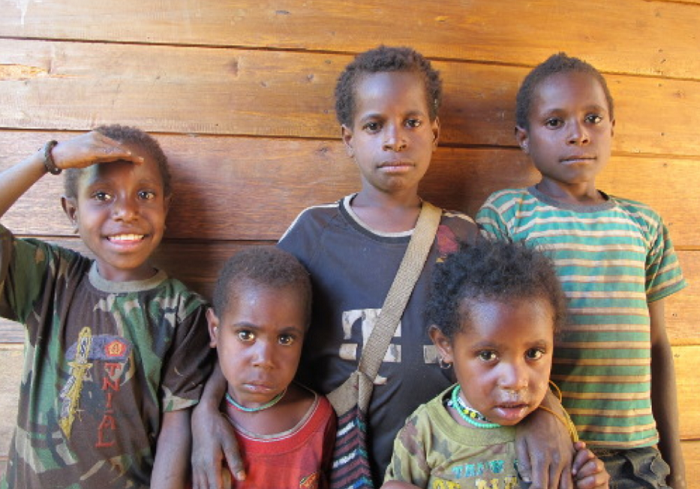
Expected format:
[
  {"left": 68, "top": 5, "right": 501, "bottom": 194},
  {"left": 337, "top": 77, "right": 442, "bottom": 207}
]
[{"left": 438, "top": 357, "right": 452, "bottom": 370}]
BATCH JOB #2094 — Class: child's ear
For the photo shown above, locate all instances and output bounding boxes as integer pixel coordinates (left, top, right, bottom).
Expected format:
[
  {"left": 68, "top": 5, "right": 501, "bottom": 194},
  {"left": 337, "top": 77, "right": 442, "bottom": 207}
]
[
  {"left": 515, "top": 125, "right": 530, "bottom": 154},
  {"left": 610, "top": 118, "right": 616, "bottom": 138},
  {"left": 61, "top": 196, "right": 79, "bottom": 233},
  {"left": 341, "top": 124, "right": 354, "bottom": 158},
  {"left": 429, "top": 325, "right": 454, "bottom": 364},
  {"left": 206, "top": 308, "right": 220, "bottom": 348},
  {"left": 431, "top": 117, "right": 441, "bottom": 151}
]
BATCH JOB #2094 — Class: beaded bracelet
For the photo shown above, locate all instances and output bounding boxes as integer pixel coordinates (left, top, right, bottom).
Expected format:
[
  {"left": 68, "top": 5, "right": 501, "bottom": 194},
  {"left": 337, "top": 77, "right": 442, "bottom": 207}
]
[{"left": 43, "top": 140, "right": 61, "bottom": 175}]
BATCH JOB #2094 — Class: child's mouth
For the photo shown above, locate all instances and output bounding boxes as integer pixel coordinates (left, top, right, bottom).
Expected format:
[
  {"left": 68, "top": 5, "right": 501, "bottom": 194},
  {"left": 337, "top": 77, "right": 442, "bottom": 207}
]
[{"left": 108, "top": 234, "right": 146, "bottom": 243}]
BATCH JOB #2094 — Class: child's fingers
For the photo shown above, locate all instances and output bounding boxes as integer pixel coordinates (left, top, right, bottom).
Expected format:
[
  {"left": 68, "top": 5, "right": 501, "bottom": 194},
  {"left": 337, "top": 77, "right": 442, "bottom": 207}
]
[
  {"left": 50, "top": 131, "right": 144, "bottom": 171},
  {"left": 573, "top": 458, "right": 609, "bottom": 489}
]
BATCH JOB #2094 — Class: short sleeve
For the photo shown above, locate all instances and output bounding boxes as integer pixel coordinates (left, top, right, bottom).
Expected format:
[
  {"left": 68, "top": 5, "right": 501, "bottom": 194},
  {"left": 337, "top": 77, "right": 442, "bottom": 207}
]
[
  {"left": 476, "top": 195, "right": 512, "bottom": 242},
  {"left": 383, "top": 413, "right": 431, "bottom": 486},
  {"left": 645, "top": 217, "right": 687, "bottom": 302},
  {"left": 0, "top": 225, "right": 78, "bottom": 324},
  {"left": 159, "top": 296, "right": 214, "bottom": 411}
]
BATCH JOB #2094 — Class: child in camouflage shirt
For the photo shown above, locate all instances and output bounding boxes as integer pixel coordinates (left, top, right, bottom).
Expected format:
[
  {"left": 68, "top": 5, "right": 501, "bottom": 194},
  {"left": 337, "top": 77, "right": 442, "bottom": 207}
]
[{"left": 0, "top": 126, "right": 212, "bottom": 489}]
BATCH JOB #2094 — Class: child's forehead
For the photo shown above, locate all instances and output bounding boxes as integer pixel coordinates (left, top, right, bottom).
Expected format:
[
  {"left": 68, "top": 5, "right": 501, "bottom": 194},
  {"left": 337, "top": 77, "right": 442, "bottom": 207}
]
[
  {"left": 532, "top": 71, "right": 608, "bottom": 109},
  {"left": 460, "top": 297, "right": 556, "bottom": 333},
  {"left": 353, "top": 71, "right": 429, "bottom": 112}
]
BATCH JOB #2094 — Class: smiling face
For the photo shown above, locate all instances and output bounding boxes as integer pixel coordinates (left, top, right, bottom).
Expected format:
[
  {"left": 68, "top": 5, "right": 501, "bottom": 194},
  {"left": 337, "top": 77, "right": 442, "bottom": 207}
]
[
  {"left": 61, "top": 143, "right": 170, "bottom": 282},
  {"left": 208, "top": 283, "right": 307, "bottom": 410},
  {"left": 341, "top": 71, "right": 440, "bottom": 198},
  {"left": 431, "top": 298, "right": 554, "bottom": 426},
  {"left": 516, "top": 71, "right": 615, "bottom": 201}
]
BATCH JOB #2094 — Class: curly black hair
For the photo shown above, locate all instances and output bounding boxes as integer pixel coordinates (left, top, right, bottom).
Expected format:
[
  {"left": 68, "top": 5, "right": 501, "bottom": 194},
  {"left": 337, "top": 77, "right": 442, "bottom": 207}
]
[
  {"left": 515, "top": 52, "right": 614, "bottom": 130},
  {"left": 334, "top": 45, "right": 442, "bottom": 127},
  {"left": 212, "top": 246, "right": 312, "bottom": 327},
  {"left": 427, "top": 239, "right": 566, "bottom": 340},
  {"left": 64, "top": 124, "right": 172, "bottom": 199}
]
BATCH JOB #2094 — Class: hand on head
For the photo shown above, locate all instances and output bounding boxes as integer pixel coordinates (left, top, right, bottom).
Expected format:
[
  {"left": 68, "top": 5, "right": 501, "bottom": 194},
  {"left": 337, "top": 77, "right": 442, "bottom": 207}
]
[{"left": 50, "top": 130, "right": 144, "bottom": 171}]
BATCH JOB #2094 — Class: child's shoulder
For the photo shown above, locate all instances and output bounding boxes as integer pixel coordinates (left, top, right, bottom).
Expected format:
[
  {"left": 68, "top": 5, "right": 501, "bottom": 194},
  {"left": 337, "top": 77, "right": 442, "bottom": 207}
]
[
  {"left": 607, "top": 193, "right": 659, "bottom": 217},
  {"left": 480, "top": 187, "right": 532, "bottom": 208}
]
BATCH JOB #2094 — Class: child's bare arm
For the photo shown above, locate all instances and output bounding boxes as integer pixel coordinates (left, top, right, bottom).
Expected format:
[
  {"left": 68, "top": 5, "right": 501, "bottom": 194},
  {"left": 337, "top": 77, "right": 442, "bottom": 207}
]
[
  {"left": 649, "top": 299, "right": 686, "bottom": 489},
  {"left": 0, "top": 131, "right": 142, "bottom": 218},
  {"left": 191, "top": 364, "right": 245, "bottom": 489},
  {"left": 571, "top": 441, "right": 609, "bottom": 489},
  {"left": 515, "top": 390, "right": 576, "bottom": 489},
  {"left": 151, "top": 409, "right": 192, "bottom": 489}
]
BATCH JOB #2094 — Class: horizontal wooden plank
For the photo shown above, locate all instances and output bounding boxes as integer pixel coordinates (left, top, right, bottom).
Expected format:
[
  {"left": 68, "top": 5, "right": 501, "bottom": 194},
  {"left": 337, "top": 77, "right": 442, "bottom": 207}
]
[
  {"left": 2, "top": 132, "right": 700, "bottom": 245},
  {"left": 1, "top": 41, "right": 699, "bottom": 156},
  {"left": 675, "top": 345, "right": 700, "bottom": 439},
  {"left": 682, "top": 440, "right": 700, "bottom": 485},
  {"left": 0, "top": 346, "right": 22, "bottom": 461},
  {"left": 0, "top": 0, "right": 699, "bottom": 81}
]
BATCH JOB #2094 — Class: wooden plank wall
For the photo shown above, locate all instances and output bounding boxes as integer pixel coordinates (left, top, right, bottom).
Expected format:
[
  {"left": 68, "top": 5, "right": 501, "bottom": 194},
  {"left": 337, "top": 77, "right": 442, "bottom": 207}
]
[{"left": 1, "top": 0, "right": 699, "bottom": 481}]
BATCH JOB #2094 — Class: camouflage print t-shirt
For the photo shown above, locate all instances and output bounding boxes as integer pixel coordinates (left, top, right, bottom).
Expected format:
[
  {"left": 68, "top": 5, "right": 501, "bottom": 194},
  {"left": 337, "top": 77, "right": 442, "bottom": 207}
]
[
  {"left": 0, "top": 225, "right": 213, "bottom": 489},
  {"left": 385, "top": 386, "right": 527, "bottom": 489}
]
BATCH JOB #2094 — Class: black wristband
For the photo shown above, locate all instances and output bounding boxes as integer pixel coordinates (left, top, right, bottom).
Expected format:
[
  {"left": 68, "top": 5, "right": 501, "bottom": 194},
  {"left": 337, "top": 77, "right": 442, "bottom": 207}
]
[{"left": 43, "top": 140, "right": 61, "bottom": 175}]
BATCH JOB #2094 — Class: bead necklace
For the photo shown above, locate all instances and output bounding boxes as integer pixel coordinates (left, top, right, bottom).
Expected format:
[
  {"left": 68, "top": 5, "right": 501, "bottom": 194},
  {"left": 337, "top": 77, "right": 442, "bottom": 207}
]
[
  {"left": 225, "top": 388, "right": 287, "bottom": 413},
  {"left": 449, "top": 385, "right": 501, "bottom": 429}
]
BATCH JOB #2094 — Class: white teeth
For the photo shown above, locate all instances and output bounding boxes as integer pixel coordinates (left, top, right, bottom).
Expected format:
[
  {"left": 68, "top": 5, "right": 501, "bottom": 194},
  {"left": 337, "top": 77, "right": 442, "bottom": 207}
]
[{"left": 109, "top": 234, "right": 144, "bottom": 242}]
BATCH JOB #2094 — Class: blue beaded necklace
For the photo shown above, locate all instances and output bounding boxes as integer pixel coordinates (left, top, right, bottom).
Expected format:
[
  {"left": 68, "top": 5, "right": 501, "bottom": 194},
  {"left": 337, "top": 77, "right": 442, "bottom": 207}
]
[
  {"left": 225, "top": 388, "right": 287, "bottom": 413},
  {"left": 449, "top": 385, "right": 501, "bottom": 429}
]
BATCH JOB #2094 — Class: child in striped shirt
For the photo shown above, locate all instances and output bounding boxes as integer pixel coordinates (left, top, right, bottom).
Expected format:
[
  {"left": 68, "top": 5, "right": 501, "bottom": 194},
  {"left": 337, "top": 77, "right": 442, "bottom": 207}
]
[{"left": 477, "top": 53, "right": 686, "bottom": 489}]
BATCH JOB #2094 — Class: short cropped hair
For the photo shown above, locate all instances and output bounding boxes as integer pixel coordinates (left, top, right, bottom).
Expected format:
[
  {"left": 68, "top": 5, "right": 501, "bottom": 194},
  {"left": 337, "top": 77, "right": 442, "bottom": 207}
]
[
  {"left": 515, "top": 52, "right": 614, "bottom": 129},
  {"left": 427, "top": 240, "right": 566, "bottom": 340},
  {"left": 212, "top": 246, "right": 312, "bottom": 326},
  {"left": 334, "top": 45, "right": 442, "bottom": 127},
  {"left": 64, "top": 124, "right": 172, "bottom": 199}
]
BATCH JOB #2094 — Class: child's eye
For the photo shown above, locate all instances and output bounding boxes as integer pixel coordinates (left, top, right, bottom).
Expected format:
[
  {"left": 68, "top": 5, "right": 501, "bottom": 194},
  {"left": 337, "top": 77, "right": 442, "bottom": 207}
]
[
  {"left": 92, "top": 191, "right": 112, "bottom": 202},
  {"left": 405, "top": 118, "right": 422, "bottom": 128},
  {"left": 237, "top": 330, "right": 255, "bottom": 342},
  {"left": 585, "top": 114, "right": 603, "bottom": 124},
  {"left": 526, "top": 348, "right": 544, "bottom": 360},
  {"left": 278, "top": 334, "right": 296, "bottom": 346},
  {"left": 544, "top": 118, "right": 562, "bottom": 128},
  {"left": 478, "top": 350, "right": 497, "bottom": 362},
  {"left": 363, "top": 121, "right": 381, "bottom": 133},
  {"left": 138, "top": 190, "right": 156, "bottom": 201}
]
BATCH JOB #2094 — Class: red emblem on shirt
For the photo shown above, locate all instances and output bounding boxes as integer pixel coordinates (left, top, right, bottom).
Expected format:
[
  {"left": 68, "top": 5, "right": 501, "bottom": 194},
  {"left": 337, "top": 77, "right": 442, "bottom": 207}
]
[{"left": 105, "top": 340, "right": 127, "bottom": 358}]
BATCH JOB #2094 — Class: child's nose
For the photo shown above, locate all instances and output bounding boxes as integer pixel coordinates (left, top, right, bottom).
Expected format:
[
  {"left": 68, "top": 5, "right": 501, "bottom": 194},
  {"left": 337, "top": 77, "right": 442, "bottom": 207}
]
[
  {"left": 498, "top": 362, "right": 529, "bottom": 391},
  {"left": 382, "top": 124, "right": 407, "bottom": 151},
  {"left": 567, "top": 120, "right": 590, "bottom": 145},
  {"left": 112, "top": 198, "right": 139, "bottom": 221},
  {"left": 251, "top": 341, "right": 275, "bottom": 368}
]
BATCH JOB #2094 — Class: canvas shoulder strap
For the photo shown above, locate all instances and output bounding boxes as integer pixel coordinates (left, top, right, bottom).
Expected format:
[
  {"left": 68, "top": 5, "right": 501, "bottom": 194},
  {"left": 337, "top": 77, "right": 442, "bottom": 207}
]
[{"left": 327, "top": 202, "right": 442, "bottom": 414}]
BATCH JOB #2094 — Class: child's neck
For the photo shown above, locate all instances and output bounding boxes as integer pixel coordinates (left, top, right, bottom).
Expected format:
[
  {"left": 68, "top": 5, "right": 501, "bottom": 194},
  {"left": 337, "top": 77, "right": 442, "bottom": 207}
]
[
  {"left": 224, "top": 383, "right": 314, "bottom": 436},
  {"left": 351, "top": 189, "right": 422, "bottom": 233},
  {"left": 535, "top": 179, "right": 607, "bottom": 206}
]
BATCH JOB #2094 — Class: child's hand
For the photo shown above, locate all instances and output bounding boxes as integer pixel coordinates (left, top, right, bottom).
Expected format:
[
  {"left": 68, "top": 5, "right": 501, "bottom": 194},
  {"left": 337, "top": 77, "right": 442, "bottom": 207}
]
[
  {"left": 571, "top": 441, "right": 609, "bottom": 489},
  {"left": 51, "top": 131, "right": 144, "bottom": 171}
]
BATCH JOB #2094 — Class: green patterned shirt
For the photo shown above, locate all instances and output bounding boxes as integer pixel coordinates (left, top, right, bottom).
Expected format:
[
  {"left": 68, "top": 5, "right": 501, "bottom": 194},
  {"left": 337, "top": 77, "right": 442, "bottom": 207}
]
[{"left": 385, "top": 386, "right": 525, "bottom": 488}]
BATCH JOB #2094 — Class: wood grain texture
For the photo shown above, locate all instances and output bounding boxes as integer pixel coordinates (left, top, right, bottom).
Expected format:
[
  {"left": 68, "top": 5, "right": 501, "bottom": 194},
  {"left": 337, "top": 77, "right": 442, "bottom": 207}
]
[
  {"left": 1, "top": 41, "right": 699, "bottom": 156},
  {"left": 1, "top": 0, "right": 699, "bottom": 80}
]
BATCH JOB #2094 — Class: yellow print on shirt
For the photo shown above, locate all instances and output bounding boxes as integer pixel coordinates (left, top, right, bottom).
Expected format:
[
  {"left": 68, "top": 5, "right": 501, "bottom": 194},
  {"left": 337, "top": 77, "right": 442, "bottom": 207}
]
[
  {"left": 429, "top": 476, "right": 519, "bottom": 489},
  {"left": 59, "top": 326, "right": 93, "bottom": 438}
]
